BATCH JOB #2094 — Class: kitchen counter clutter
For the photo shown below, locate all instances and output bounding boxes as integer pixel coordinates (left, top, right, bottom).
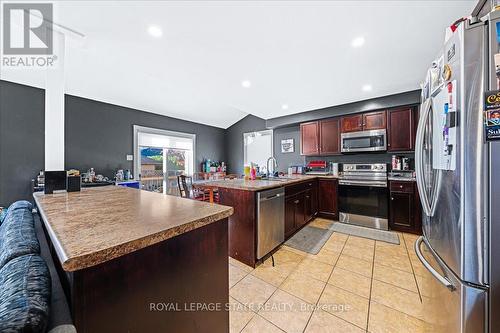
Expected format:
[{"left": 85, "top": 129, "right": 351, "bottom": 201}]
[
  {"left": 34, "top": 185, "right": 233, "bottom": 333},
  {"left": 196, "top": 174, "right": 338, "bottom": 191}
]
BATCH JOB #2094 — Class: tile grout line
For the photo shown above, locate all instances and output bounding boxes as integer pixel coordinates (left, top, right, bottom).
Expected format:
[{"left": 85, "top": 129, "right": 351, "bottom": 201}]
[
  {"left": 238, "top": 245, "right": 311, "bottom": 332},
  {"left": 235, "top": 247, "right": 305, "bottom": 333},
  {"left": 401, "top": 234, "right": 424, "bottom": 302},
  {"left": 365, "top": 240, "right": 376, "bottom": 332},
  {"left": 301, "top": 233, "right": 350, "bottom": 333}
]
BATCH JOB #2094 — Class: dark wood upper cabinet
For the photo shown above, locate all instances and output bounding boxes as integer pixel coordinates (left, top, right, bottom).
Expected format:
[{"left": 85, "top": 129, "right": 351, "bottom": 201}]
[
  {"left": 363, "top": 111, "right": 386, "bottom": 130},
  {"left": 319, "top": 118, "right": 340, "bottom": 155},
  {"left": 388, "top": 108, "right": 415, "bottom": 151},
  {"left": 300, "top": 121, "right": 319, "bottom": 155},
  {"left": 340, "top": 111, "right": 386, "bottom": 133},
  {"left": 341, "top": 114, "right": 363, "bottom": 133}
]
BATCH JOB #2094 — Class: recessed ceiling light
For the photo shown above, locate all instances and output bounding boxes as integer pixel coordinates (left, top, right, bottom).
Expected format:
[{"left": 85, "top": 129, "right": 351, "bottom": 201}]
[
  {"left": 148, "top": 25, "right": 163, "bottom": 38},
  {"left": 362, "top": 84, "right": 372, "bottom": 92},
  {"left": 281, "top": 104, "right": 289, "bottom": 110},
  {"left": 351, "top": 36, "right": 365, "bottom": 48},
  {"left": 241, "top": 80, "right": 251, "bottom": 88}
]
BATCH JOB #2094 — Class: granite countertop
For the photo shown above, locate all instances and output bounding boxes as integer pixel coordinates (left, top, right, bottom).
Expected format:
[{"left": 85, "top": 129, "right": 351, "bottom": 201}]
[
  {"left": 33, "top": 186, "right": 233, "bottom": 272},
  {"left": 388, "top": 177, "right": 416, "bottom": 182},
  {"left": 195, "top": 174, "right": 338, "bottom": 191}
]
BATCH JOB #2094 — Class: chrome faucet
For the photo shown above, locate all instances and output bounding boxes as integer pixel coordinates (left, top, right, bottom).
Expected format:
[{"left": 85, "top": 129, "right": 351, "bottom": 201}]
[{"left": 266, "top": 156, "right": 277, "bottom": 178}]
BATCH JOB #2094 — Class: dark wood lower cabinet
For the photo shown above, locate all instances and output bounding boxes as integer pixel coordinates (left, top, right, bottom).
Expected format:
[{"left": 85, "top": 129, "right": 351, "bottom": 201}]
[
  {"left": 63, "top": 219, "right": 230, "bottom": 333},
  {"left": 284, "top": 180, "right": 317, "bottom": 239},
  {"left": 318, "top": 178, "right": 338, "bottom": 220},
  {"left": 389, "top": 181, "right": 422, "bottom": 234},
  {"left": 285, "top": 195, "right": 297, "bottom": 239}
]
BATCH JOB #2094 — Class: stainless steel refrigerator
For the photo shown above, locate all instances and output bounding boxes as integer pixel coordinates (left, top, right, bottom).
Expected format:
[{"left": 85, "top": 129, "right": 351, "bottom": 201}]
[{"left": 415, "top": 12, "right": 500, "bottom": 333}]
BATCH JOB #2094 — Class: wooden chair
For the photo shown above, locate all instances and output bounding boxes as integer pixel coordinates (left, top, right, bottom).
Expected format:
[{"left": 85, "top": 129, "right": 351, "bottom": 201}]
[{"left": 177, "top": 175, "right": 201, "bottom": 200}]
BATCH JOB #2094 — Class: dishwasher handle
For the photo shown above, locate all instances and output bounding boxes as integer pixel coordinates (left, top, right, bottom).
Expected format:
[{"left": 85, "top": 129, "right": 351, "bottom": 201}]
[{"left": 260, "top": 193, "right": 283, "bottom": 202}]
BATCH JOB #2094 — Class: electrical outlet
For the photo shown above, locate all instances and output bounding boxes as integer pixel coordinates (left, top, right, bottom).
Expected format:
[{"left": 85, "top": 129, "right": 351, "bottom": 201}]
[{"left": 126, "top": 155, "right": 133, "bottom": 161}]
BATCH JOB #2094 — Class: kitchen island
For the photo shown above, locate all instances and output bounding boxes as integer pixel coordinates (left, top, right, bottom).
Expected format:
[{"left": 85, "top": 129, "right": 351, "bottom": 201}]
[
  {"left": 196, "top": 175, "right": 338, "bottom": 267},
  {"left": 34, "top": 186, "right": 233, "bottom": 333}
]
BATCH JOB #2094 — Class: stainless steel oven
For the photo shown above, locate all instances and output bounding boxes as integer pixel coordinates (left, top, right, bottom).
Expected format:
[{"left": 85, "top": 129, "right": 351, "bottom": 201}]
[
  {"left": 341, "top": 129, "right": 387, "bottom": 153},
  {"left": 338, "top": 163, "right": 389, "bottom": 230}
]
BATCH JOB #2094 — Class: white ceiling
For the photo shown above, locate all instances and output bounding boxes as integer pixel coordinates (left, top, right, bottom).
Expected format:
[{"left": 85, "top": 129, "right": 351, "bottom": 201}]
[{"left": 1, "top": 1, "right": 476, "bottom": 128}]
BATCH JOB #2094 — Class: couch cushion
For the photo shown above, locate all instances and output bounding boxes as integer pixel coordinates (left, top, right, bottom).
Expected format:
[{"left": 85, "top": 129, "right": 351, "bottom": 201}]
[
  {"left": 0, "top": 209, "right": 7, "bottom": 225},
  {"left": 0, "top": 208, "right": 40, "bottom": 268},
  {"left": 0, "top": 201, "right": 32, "bottom": 226},
  {"left": 7, "top": 200, "right": 33, "bottom": 212},
  {"left": 0, "top": 254, "right": 51, "bottom": 333}
]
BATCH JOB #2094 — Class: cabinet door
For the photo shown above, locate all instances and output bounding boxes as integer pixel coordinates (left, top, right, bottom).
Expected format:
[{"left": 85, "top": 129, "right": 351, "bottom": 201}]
[
  {"left": 318, "top": 179, "right": 338, "bottom": 220},
  {"left": 341, "top": 115, "right": 363, "bottom": 133},
  {"left": 285, "top": 196, "right": 296, "bottom": 238},
  {"left": 363, "top": 111, "right": 387, "bottom": 130},
  {"left": 389, "top": 192, "right": 414, "bottom": 232},
  {"left": 388, "top": 108, "right": 414, "bottom": 151},
  {"left": 319, "top": 118, "right": 340, "bottom": 155},
  {"left": 304, "top": 189, "right": 313, "bottom": 222},
  {"left": 294, "top": 193, "right": 306, "bottom": 228},
  {"left": 300, "top": 122, "right": 319, "bottom": 155},
  {"left": 310, "top": 181, "right": 318, "bottom": 218}
]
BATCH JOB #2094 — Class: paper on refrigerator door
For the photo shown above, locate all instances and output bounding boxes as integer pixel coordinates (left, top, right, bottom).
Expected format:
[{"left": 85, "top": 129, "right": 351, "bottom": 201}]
[{"left": 432, "top": 87, "right": 457, "bottom": 171}]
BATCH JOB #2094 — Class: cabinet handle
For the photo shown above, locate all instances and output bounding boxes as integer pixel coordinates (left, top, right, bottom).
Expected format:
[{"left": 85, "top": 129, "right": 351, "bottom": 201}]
[
  {"left": 388, "top": 143, "right": 391, "bottom": 147},
  {"left": 391, "top": 197, "right": 394, "bottom": 200},
  {"left": 294, "top": 200, "right": 299, "bottom": 204},
  {"left": 400, "top": 185, "right": 403, "bottom": 189}
]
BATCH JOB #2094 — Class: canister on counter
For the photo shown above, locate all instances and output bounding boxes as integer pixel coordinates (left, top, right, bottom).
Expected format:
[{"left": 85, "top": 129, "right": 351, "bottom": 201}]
[{"left": 402, "top": 158, "right": 410, "bottom": 171}]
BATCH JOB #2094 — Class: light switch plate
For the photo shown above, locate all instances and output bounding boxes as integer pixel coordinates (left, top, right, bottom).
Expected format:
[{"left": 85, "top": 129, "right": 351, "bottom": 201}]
[{"left": 126, "top": 155, "right": 134, "bottom": 161}]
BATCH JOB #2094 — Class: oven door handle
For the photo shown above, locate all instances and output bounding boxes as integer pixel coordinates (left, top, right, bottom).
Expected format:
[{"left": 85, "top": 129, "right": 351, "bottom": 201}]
[{"left": 339, "top": 180, "right": 387, "bottom": 187}]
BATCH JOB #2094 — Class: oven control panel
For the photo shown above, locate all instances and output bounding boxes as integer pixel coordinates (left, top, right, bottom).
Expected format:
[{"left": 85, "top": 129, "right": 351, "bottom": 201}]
[{"left": 343, "top": 163, "right": 387, "bottom": 172}]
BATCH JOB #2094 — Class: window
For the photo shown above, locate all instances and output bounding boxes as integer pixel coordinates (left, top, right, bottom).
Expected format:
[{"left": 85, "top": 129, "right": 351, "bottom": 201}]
[
  {"left": 133, "top": 126, "right": 195, "bottom": 195},
  {"left": 243, "top": 130, "right": 273, "bottom": 173}
]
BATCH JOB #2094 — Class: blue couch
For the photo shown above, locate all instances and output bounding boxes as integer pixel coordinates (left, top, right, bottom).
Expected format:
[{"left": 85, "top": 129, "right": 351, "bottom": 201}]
[{"left": 0, "top": 201, "right": 51, "bottom": 333}]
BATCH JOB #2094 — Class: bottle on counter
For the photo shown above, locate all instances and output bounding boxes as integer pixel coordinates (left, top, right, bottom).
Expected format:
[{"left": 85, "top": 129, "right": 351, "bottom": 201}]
[{"left": 250, "top": 166, "right": 256, "bottom": 180}]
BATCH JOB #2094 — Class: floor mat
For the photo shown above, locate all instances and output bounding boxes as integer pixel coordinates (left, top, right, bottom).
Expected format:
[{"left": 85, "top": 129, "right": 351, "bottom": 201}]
[
  {"left": 284, "top": 225, "right": 334, "bottom": 254},
  {"left": 329, "top": 222, "right": 400, "bottom": 244}
]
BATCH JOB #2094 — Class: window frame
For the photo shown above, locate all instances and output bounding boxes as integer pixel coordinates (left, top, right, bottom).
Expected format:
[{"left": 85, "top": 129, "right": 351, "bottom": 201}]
[
  {"left": 243, "top": 129, "right": 274, "bottom": 170},
  {"left": 133, "top": 125, "right": 196, "bottom": 180}
]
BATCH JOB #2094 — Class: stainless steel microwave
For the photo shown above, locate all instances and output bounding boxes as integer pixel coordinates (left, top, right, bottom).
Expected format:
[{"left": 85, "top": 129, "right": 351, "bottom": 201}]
[{"left": 341, "top": 129, "right": 387, "bottom": 153}]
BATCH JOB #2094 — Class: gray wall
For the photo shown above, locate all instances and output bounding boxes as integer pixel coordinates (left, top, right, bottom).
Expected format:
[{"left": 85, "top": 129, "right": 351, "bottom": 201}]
[
  {"left": 273, "top": 125, "right": 304, "bottom": 172},
  {"left": 65, "top": 95, "right": 226, "bottom": 179},
  {"left": 271, "top": 124, "right": 414, "bottom": 172},
  {"left": 224, "top": 115, "right": 267, "bottom": 175},
  {"left": 0, "top": 80, "right": 226, "bottom": 206},
  {"left": 266, "top": 90, "right": 421, "bottom": 128},
  {"left": 0, "top": 80, "right": 45, "bottom": 207}
]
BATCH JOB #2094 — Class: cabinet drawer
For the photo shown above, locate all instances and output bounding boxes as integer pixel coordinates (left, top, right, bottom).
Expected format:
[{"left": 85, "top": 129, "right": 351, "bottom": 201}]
[
  {"left": 390, "top": 181, "right": 414, "bottom": 193},
  {"left": 285, "top": 181, "right": 309, "bottom": 196}
]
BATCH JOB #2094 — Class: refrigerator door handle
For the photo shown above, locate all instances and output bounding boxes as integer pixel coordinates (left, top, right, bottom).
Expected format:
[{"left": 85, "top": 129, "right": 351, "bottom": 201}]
[
  {"left": 415, "top": 236, "right": 455, "bottom": 291},
  {"left": 415, "top": 99, "right": 433, "bottom": 216}
]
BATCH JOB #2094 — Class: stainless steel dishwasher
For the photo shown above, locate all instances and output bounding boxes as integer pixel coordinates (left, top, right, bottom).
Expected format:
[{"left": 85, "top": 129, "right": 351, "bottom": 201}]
[{"left": 257, "top": 187, "right": 285, "bottom": 259}]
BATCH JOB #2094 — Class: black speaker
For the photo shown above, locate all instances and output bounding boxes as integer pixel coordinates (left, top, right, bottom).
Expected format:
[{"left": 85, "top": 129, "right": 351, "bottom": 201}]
[
  {"left": 44, "top": 171, "right": 67, "bottom": 194},
  {"left": 67, "top": 175, "right": 81, "bottom": 192}
]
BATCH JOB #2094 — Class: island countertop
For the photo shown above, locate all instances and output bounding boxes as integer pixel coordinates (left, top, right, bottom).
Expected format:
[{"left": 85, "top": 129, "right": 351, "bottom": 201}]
[
  {"left": 33, "top": 186, "right": 233, "bottom": 272},
  {"left": 195, "top": 174, "right": 338, "bottom": 191}
]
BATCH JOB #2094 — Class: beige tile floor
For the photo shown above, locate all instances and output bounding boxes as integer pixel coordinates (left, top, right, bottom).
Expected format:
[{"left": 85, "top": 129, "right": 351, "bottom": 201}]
[{"left": 228, "top": 218, "right": 432, "bottom": 333}]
